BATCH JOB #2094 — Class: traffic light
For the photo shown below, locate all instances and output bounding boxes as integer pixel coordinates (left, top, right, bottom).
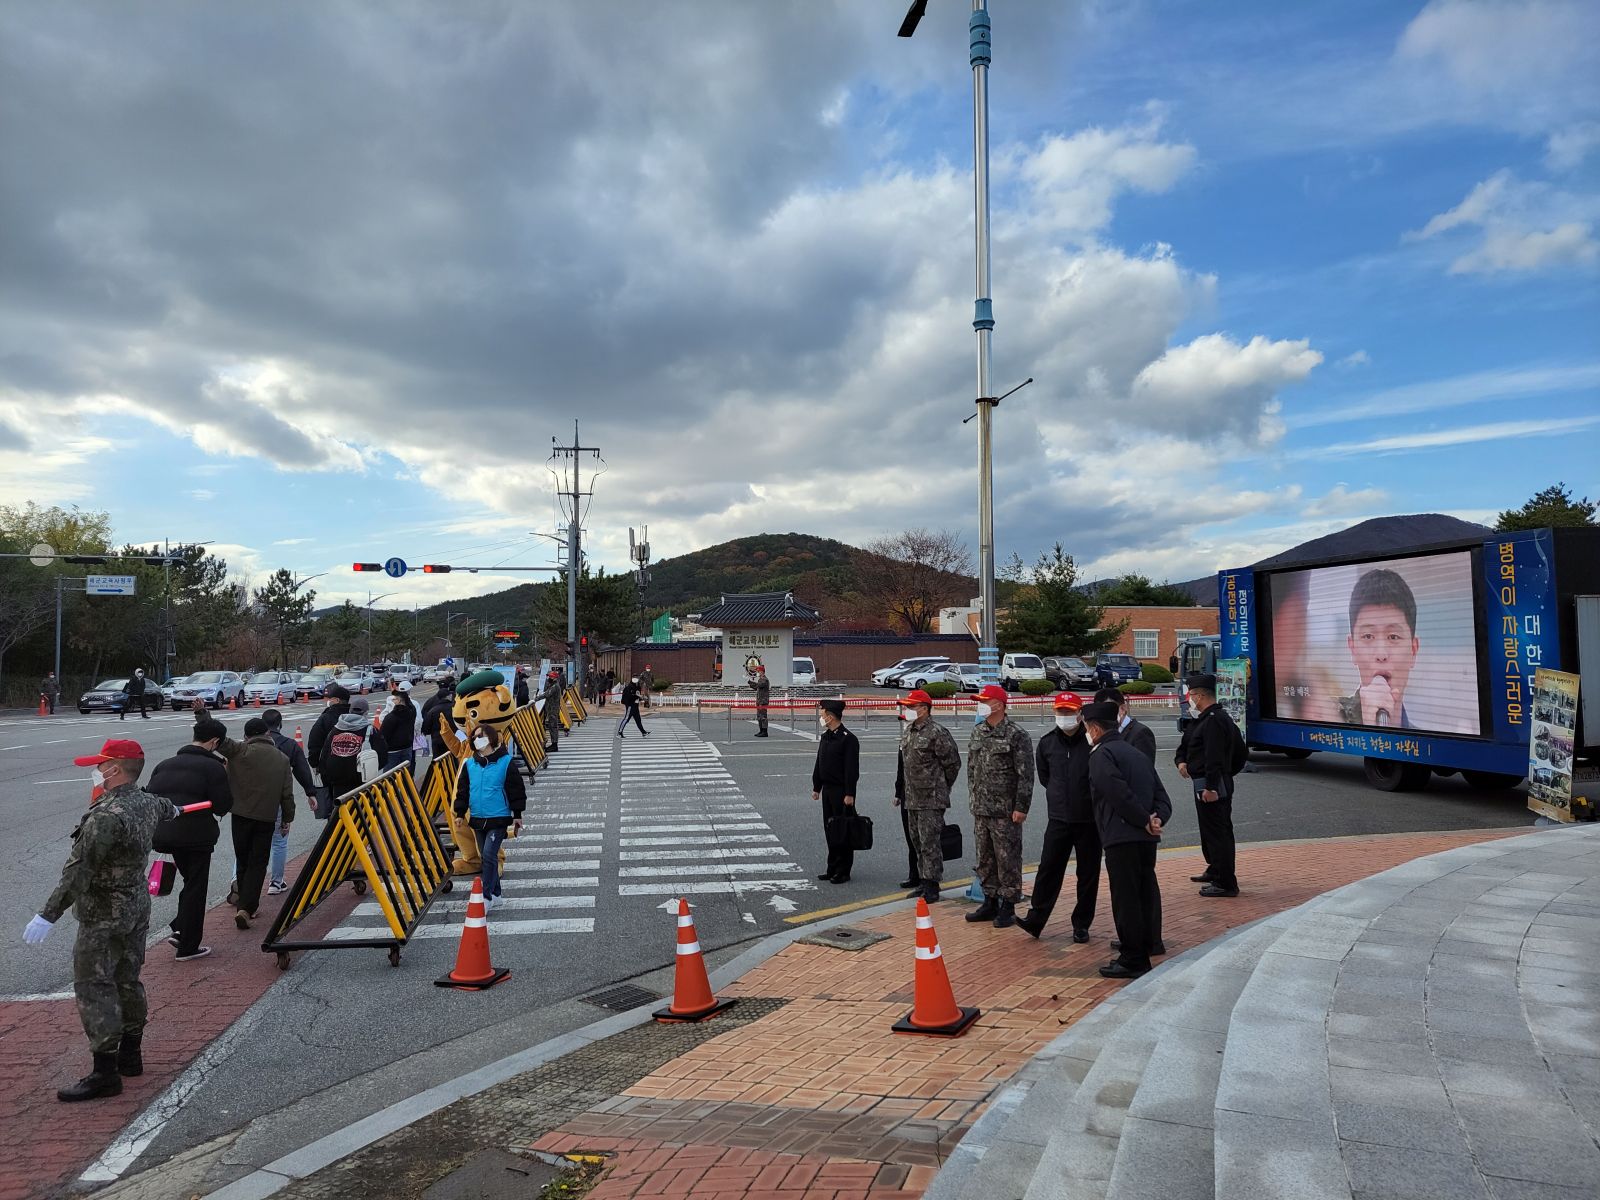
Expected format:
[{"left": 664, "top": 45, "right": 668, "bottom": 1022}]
[
  {"left": 352, "top": 563, "right": 382, "bottom": 572},
  {"left": 62, "top": 555, "right": 108, "bottom": 565},
  {"left": 423, "top": 564, "right": 451, "bottom": 573},
  {"left": 579, "top": 634, "right": 589, "bottom": 649}
]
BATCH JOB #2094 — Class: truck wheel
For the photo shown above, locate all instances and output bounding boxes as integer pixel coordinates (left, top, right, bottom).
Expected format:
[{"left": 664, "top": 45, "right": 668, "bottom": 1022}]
[
  {"left": 1280, "top": 748, "right": 1312, "bottom": 760},
  {"left": 1364, "top": 757, "right": 1431, "bottom": 792},
  {"left": 1462, "top": 770, "right": 1524, "bottom": 792}
]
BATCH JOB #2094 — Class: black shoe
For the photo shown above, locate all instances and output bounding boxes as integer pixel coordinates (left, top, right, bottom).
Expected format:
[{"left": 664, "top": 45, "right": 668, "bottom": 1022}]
[
  {"left": 755, "top": 731, "right": 768, "bottom": 737},
  {"left": 829, "top": 875, "right": 850, "bottom": 885},
  {"left": 817, "top": 872, "right": 835, "bottom": 881},
  {"left": 1153, "top": 942, "right": 1168, "bottom": 955},
  {"left": 58, "top": 1053, "right": 122, "bottom": 1102},
  {"left": 965, "top": 899, "right": 998, "bottom": 923},
  {"left": 922, "top": 886, "right": 941, "bottom": 904},
  {"left": 1014, "top": 913, "right": 1043, "bottom": 939},
  {"left": 1109, "top": 939, "right": 1167, "bottom": 954},
  {"left": 1072, "top": 928, "right": 1090, "bottom": 944},
  {"left": 1099, "top": 962, "right": 1149, "bottom": 979},
  {"left": 993, "top": 900, "right": 1016, "bottom": 929},
  {"left": 116, "top": 1032, "right": 143, "bottom": 1077},
  {"left": 1199, "top": 884, "right": 1240, "bottom": 898},
  {"left": 1190, "top": 872, "right": 1214, "bottom": 883},
  {"left": 899, "top": 879, "right": 922, "bottom": 890}
]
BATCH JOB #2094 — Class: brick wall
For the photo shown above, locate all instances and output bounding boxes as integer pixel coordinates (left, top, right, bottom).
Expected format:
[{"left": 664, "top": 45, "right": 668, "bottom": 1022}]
[{"left": 1097, "top": 605, "right": 1218, "bottom": 664}]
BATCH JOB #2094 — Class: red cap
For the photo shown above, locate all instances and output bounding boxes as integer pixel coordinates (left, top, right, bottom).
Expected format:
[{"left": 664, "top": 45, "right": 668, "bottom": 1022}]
[
  {"left": 977, "top": 684, "right": 1009, "bottom": 704},
  {"left": 74, "top": 739, "right": 144, "bottom": 766},
  {"left": 1053, "top": 691, "right": 1085, "bottom": 711},
  {"left": 900, "top": 689, "right": 934, "bottom": 707}
]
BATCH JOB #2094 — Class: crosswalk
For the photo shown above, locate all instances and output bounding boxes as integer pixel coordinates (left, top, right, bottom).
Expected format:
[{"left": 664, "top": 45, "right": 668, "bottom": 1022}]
[{"left": 326, "top": 714, "right": 813, "bottom": 945}]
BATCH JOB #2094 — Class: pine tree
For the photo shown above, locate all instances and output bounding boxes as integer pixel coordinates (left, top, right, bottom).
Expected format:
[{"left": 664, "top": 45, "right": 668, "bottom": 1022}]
[
  {"left": 1495, "top": 484, "right": 1597, "bottom": 531},
  {"left": 997, "top": 544, "right": 1126, "bottom": 657}
]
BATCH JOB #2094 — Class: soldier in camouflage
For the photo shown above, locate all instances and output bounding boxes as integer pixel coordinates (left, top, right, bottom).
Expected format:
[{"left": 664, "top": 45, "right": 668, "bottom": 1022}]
[
  {"left": 542, "top": 668, "right": 564, "bottom": 752},
  {"left": 894, "top": 688, "right": 961, "bottom": 903},
  {"left": 23, "top": 739, "right": 178, "bottom": 1102},
  {"left": 964, "top": 684, "right": 1034, "bottom": 928}
]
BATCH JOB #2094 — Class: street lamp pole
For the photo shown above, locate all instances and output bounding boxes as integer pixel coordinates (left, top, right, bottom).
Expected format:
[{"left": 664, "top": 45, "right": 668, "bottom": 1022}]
[{"left": 366, "top": 590, "right": 396, "bottom": 666}]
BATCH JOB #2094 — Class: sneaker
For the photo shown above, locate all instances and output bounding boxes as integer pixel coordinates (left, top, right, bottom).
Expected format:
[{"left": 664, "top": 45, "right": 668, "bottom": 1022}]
[
  {"left": 234, "top": 910, "right": 250, "bottom": 930},
  {"left": 175, "top": 946, "right": 212, "bottom": 962},
  {"left": 267, "top": 881, "right": 288, "bottom": 896},
  {"left": 166, "top": 934, "right": 180, "bottom": 948}
]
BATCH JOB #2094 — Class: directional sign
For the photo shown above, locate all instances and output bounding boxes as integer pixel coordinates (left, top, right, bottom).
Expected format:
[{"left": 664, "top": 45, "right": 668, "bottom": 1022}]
[
  {"left": 495, "top": 641, "right": 517, "bottom": 650},
  {"left": 86, "top": 574, "right": 137, "bottom": 596},
  {"left": 383, "top": 557, "right": 408, "bottom": 578}
]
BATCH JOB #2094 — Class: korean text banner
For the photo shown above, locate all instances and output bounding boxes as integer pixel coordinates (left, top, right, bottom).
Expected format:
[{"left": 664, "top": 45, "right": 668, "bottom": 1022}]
[
  {"left": 1484, "top": 530, "right": 1559, "bottom": 743},
  {"left": 1263, "top": 551, "right": 1481, "bottom": 736}
]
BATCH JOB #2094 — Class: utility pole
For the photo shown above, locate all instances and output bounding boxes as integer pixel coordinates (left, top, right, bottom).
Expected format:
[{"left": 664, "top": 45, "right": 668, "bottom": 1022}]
[
  {"left": 550, "top": 422, "right": 600, "bottom": 686},
  {"left": 630, "top": 524, "right": 651, "bottom": 641}
]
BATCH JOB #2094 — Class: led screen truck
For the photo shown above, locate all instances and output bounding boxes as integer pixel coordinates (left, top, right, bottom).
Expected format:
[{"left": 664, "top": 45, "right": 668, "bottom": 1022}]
[{"left": 1212, "top": 527, "right": 1599, "bottom": 794}]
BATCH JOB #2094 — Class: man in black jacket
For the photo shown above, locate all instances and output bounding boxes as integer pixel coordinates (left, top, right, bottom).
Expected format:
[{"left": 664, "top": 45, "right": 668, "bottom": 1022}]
[
  {"left": 1018, "top": 692, "right": 1099, "bottom": 942},
  {"left": 421, "top": 677, "right": 458, "bottom": 758},
  {"left": 1084, "top": 701, "right": 1172, "bottom": 978},
  {"left": 811, "top": 699, "right": 859, "bottom": 883},
  {"left": 121, "top": 668, "right": 151, "bottom": 721},
  {"left": 306, "top": 684, "right": 350, "bottom": 818},
  {"left": 320, "top": 697, "right": 387, "bottom": 804},
  {"left": 1174, "top": 673, "right": 1241, "bottom": 897},
  {"left": 616, "top": 677, "right": 648, "bottom": 738},
  {"left": 1095, "top": 688, "right": 1165, "bottom": 955},
  {"left": 261, "top": 709, "right": 317, "bottom": 895},
  {"left": 148, "top": 718, "right": 233, "bottom": 960}
]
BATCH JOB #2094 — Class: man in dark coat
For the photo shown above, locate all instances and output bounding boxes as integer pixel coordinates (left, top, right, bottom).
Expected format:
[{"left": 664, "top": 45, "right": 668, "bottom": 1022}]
[
  {"left": 1018, "top": 692, "right": 1099, "bottom": 942},
  {"left": 1095, "top": 688, "right": 1164, "bottom": 953},
  {"left": 306, "top": 682, "right": 351, "bottom": 816},
  {"left": 121, "top": 668, "right": 151, "bottom": 720},
  {"left": 261, "top": 708, "right": 318, "bottom": 895},
  {"left": 149, "top": 719, "right": 234, "bottom": 960},
  {"left": 616, "top": 676, "right": 648, "bottom": 737},
  {"left": 421, "top": 676, "right": 458, "bottom": 758},
  {"left": 811, "top": 699, "right": 859, "bottom": 883},
  {"left": 1084, "top": 701, "right": 1172, "bottom": 978},
  {"left": 513, "top": 666, "right": 531, "bottom": 708},
  {"left": 1174, "top": 673, "right": 1242, "bottom": 897}
]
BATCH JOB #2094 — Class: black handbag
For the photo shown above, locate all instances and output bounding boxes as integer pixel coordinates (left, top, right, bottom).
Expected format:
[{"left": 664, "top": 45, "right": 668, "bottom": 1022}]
[
  {"left": 940, "top": 823, "right": 963, "bottom": 861},
  {"left": 829, "top": 813, "right": 874, "bottom": 851}
]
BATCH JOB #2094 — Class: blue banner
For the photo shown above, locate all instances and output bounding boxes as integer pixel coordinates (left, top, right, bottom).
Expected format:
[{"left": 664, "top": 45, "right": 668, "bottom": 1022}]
[{"left": 1484, "top": 528, "right": 1559, "bottom": 744}]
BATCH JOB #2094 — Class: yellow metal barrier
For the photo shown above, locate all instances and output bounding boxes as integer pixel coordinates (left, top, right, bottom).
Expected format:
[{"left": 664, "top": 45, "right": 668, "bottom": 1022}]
[
  {"left": 504, "top": 704, "right": 550, "bottom": 770},
  {"left": 261, "top": 765, "right": 452, "bottom": 970},
  {"left": 419, "top": 752, "right": 460, "bottom": 823},
  {"left": 563, "top": 686, "right": 586, "bottom": 725}
]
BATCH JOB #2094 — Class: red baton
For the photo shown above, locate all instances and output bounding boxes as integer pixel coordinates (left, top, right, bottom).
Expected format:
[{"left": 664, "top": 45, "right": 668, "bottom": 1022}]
[{"left": 178, "top": 801, "right": 213, "bottom": 814}]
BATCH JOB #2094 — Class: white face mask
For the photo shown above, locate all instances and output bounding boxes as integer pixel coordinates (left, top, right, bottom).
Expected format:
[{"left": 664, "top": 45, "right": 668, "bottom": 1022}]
[
  {"left": 91, "top": 767, "right": 107, "bottom": 788},
  {"left": 899, "top": 708, "right": 916, "bottom": 722},
  {"left": 473, "top": 736, "right": 489, "bottom": 751},
  {"left": 975, "top": 703, "right": 992, "bottom": 720},
  {"left": 1055, "top": 715, "right": 1079, "bottom": 732}
]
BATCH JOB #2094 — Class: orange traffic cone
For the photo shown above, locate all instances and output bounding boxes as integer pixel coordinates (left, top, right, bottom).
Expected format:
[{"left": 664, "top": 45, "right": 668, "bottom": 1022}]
[
  {"left": 434, "top": 877, "right": 510, "bottom": 990},
  {"left": 892, "top": 898, "right": 980, "bottom": 1037},
  {"left": 653, "top": 899, "right": 736, "bottom": 1023},
  {"left": 38, "top": 694, "right": 48, "bottom": 717},
  {"left": 229, "top": 694, "right": 239, "bottom": 710},
  {"left": 294, "top": 725, "right": 304, "bottom": 749}
]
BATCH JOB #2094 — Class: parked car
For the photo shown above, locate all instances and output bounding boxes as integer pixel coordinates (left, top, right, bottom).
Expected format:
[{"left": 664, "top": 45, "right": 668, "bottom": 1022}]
[
  {"left": 295, "top": 669, "right": 336, "bottom": 699},
  {"left": 79, "top": 679, "right": 133, "bottom": 714},
  {"left": 899, "top": 660, "right": 954, "bottom": 689},
  {"left": 422, "top": 666, "right": 444, "bottom": 682},
  {"left": 791, "top": 657, "right": 817, "bottom": 686},
  {"left": 943, "top": 663, "right": 983, "bottom": 693},
  {"left": 166, "top": 671, "right": 246, "bottom": 709},
  {"left": 1093, "top": 653, "right": 1142, "bottom": 688},
  {"left": 875, "top": 657, "right": 949, "bottom": 688},
  {"left": 334, "top": 669, "right": 376, "bottom": 695},
  {"left": 1000, "top": 653, "right": 1047, "bottom": 691},
  {"left": 244, "top": 671, "right": 298, "bottom": 705},
  {"left": 1043, "top": 656, "right": 1098, "bottom": 689}
]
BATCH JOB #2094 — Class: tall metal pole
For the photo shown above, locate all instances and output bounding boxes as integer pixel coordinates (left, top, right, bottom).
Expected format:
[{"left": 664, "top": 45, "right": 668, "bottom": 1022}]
[
  {"left": 54, "top": 576, "right": 64, "bottom": 682},
  {"left": 551, "top": 422, "right": 599, "bottom": 686},
  {"left": 970, "top": 0, "right": 999, "bottom": 684}
]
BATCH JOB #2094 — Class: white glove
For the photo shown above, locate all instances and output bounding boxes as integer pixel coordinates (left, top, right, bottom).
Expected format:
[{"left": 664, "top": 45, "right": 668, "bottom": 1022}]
[{"left": 24, "top": 915, "right": 54, "bottom": 944}]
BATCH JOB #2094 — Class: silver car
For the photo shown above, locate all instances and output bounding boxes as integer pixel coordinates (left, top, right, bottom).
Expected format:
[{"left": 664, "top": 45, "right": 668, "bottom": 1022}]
[
  {"left": 167, "top": 670, "right": 246, "bottom": 709},
  {"left": 243, "top": 671, "right": 298, "bottom": 705}
]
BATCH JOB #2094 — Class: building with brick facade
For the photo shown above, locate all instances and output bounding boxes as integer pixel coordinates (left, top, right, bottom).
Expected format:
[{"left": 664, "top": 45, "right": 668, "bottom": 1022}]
[{"left": 1094, "top": 605, "right": 1218, "bottom": 665}]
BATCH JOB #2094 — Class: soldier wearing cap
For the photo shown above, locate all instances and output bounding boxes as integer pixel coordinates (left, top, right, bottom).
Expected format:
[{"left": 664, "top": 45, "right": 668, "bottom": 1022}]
[
  {"left": 23, "top": 739, "right": 179, "bottom": 1101},
  {"left": 964, "top": 684, "right": 1033, "bottom": 928},
  {"left": 1082, "top": 700, "right": 1172, "bottom": 978},
  {"left": 751, "top": 665, "right": 770, "bottom": 737},
  {"left": 1017, "top": 692, "right": 1099, "bottom": 941},
  {"left": 894, "top": 688, "right": 961, "bottom": 902},
  {"left": 811, "top": 699, "right": 859, "bottom": 883}
]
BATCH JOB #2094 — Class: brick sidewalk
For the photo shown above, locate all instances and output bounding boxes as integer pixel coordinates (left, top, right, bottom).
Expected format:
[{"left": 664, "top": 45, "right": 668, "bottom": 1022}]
[
  {"left": 0, "top": 852, "right": 359, "bottom": 1200},
  {"left": 531, "top": 830, "right": 1518, "bottom": 1200}
]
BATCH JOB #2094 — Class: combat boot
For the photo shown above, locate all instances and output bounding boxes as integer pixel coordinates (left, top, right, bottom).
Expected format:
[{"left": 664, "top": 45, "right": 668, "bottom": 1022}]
[
  {"left": 58, "top": 1053, "right": 123, "bottom": 1102},
  {"left": 964, "top": 898, "right": 998, "bottom": 923},
  {"left": 993, "top": 900, "right": 1017, "bottom": 929},
  {"left": 117, "top": 1031, "right": 143, "bottom": 1077}
]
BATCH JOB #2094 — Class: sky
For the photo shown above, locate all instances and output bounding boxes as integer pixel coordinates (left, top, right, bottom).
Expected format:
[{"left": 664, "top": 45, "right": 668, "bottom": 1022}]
[{"left": 1, "top": 0, "right": 1596, "bottom": 612}]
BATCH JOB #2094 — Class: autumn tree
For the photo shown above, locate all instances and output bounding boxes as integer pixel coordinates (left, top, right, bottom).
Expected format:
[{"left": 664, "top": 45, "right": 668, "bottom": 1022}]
[{"left": 856, "top": 529, "right": 973, "bottom": 635}]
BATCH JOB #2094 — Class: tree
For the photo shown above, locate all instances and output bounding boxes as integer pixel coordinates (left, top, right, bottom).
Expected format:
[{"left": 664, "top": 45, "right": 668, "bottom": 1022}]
[
  {"left": 856, "top": 529, "right": 973, "bottom": 635},
  {"left": 1092, "top": 573, "right": 1199, "bottom": 607},
  {"left": 997, "top": 544, "right": 1126, "bottom": 657},
  {"left": 532, "top": 567, "right": 646, "bottom": 649},
  {"left": 254, "top": 569, "right": 317, "bottom": 668},
  {"left": 1496, "top": 483, "right": 1597, "bottom": 531}
]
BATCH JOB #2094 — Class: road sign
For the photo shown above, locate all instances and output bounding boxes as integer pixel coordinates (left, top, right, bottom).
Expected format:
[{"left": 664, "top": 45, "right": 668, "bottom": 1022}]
[
  {"left": 86, "top": 575, "right": 137, "bottom": 596},
  {"left": 29, "top": 542, "right": 54, "bottom": 567},
  {"left": 383, "top": 557, "right": 408, "bottom": 578},
  {"left": 442, "top": 656, "right": 455, "bottom": 668},
  {"left": 495, "top": 641, "right": 517, "bottom": 651}
]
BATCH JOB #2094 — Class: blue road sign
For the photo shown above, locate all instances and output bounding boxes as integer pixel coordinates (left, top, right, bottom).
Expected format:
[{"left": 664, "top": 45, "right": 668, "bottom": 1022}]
[{"left": 384, "top": 557, "right": 408, "bottom": 578}]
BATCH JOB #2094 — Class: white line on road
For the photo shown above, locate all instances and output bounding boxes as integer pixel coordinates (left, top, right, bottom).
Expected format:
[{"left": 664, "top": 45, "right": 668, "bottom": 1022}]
[
  {"left": 352, "top": 895, "right": 594, "bottom": 916},
  {"left": 496, "top": 876, "right": 600, "bottom": 889},
  {"left": 621, "top": 833, "right": 778, "bottom": 846},
  {"left": 619, "top": 862, "right": 801, "bottom": 877},
  {"left": 0, "top": 990, "right": 75, "bottom": 1002},
  {"left": 499, "top": 860, "right": 601, "bottom": 873},
  {"left": 619, "top": 847, "right": 789, "bottom": 861},
  {"left": 328, "top": 918, "right": 595, "bottom": 939},
  {"left": 618, "top": 879, "right": 815, "bottom": 896},
  {"left": 619, "top": 822, "right": 771, "bottom": 834}
]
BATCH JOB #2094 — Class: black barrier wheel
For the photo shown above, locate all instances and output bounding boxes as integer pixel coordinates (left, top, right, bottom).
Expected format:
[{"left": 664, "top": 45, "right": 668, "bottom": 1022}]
[
  {"left": 352, "top": 878, "right": 368, "bottom": 896},
  {"left": 442, "top": 879, "right": 454, "bottom": 893},
  {"left": 276, "top": 952, "right": 292, "bottom": 971},
  {"left": 388, "top": 947, "right": 402, "bottom": 967}
]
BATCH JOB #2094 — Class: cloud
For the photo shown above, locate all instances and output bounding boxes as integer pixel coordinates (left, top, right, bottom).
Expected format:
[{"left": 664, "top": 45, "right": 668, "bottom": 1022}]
[
  {"left": 1293, "top": 361, "right": 1600, "bottom": 428},
  {"left": 1407, "top": 170, "right": 1598, "bottom": 274},
  {"left": 1297, "top": 414, "right": 1600, "bottom": 459},
  {"left": 1336, "top": 350, "right": 1370, "bottom": 369},
  {"left": 1547, "top": 123, "right": 1600, "bottom": 171},
  {"left": 1128, "top": 334, "right": 1322, "bottom": 441},
  {"left": 272, "top": 537, "right": 313, "bottom": 546},
  {"left": 1302, "top": 484, "right": 1388, "bottom": 518}
]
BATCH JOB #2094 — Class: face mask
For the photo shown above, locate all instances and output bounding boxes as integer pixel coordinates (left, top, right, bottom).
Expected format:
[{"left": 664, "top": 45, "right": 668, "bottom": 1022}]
[
  {"left": 975, "top": 703, "right": 992, "bottom": 720},
  {"left": 473, "top": 736, "right": 490, "bottom": 751},
  {"left": 1055, "top": 715, "right": 1079, "bottom": 732},
  {"left": 818, "top": 716, "right": 829, "bottom": 730},
  {"left": 899, "top": 708, "right": 916, "bottom": 722},
  {"left": 91, "top": 767, "right": 106, "bottom": 788}
]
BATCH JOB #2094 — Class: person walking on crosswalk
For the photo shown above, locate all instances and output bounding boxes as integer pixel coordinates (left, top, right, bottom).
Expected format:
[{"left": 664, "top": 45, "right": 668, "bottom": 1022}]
[
  {"left": 616, "top": 676, "right": 648, "bottom": 738},
  {"left": 121, "top": 668, "right": 152, "bottom": 721},
  {"left": 452, "top": 723, "right": 525, "bottom": 910}
]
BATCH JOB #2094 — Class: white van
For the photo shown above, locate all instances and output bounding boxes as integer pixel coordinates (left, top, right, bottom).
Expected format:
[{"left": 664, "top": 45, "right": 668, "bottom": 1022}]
[
  {"left": 792, "top": 657, "right": 817, "bottom": 685},
  {"left": 1000, "top": 653, "right": 1047, "bottom": 691}
]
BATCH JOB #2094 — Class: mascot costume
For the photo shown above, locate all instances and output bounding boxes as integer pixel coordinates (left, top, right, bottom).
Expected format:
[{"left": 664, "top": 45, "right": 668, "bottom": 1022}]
[{"left": 445, "top": 669, "right": 520, "bottom": 876}]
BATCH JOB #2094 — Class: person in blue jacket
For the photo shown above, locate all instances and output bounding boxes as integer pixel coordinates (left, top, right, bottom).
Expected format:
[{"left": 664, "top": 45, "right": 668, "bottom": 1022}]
[{"left": 450, "top": 723, "right": 525, "bottom": 910}]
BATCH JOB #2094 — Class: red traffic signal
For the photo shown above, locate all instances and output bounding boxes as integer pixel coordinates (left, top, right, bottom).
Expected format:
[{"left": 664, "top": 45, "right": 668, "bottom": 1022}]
[
  {"left": 423, "top": 564, "right": 451, "bottom": 573},
  {"left": 352, "top": 563, "right": 382, "bottom": 572},
  {"left": 579, "top": 634, "right": 589, "bottom": 648}
]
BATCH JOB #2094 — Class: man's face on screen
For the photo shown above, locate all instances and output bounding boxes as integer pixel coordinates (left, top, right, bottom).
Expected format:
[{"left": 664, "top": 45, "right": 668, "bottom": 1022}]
[{"left": 1347, "top": 603, "right": 1419, "bottom": 703}]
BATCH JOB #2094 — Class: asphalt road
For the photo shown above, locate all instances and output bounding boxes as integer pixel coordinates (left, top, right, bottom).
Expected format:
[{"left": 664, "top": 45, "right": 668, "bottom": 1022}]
[{"left": 2, "top": 694, "right": 1541, "bottom": 1182}]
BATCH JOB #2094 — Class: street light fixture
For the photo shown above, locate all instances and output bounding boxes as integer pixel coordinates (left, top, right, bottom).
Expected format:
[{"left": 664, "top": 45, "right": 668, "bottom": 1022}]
[{"left": 365, "top": 590, "right": 396, "bottom": 666}]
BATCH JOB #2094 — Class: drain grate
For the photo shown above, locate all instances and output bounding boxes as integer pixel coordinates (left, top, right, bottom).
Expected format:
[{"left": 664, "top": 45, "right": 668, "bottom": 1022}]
[
  {"left": 580, "top": 983, "right": 661, "bottom": 1011},
  {"left": 797, "top": 925, "right": 891, "bottom": 952}
]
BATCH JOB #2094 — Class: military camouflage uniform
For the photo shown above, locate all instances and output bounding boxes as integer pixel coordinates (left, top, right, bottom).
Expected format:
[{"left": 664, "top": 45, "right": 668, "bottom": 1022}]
[
  {"left": 543, "top": 674, "right": 564, "bottom": 748},
  {"left": 41, "top": 784, "right": 175, "bottom": 1054},
  {"left": 966, "top": 718, "right": 1034, "bottom": 903},
  {"left": 753, "top": 675, "right": 770, "bottom": 734},
  {"left": 900, "top": 717, "right": 961, "bottom": 884}
]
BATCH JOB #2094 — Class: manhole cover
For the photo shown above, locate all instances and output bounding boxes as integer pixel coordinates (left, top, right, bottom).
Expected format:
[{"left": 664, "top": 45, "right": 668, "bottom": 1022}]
[
  {"left": 797, "top": 925, "right": 891, "bottom": 951},
  {"left": 422, "top": 1149, "right": 561, "bottom": 1200},
  {"left": 581, "top": 983, "right": 660, "bottom": 1011}
]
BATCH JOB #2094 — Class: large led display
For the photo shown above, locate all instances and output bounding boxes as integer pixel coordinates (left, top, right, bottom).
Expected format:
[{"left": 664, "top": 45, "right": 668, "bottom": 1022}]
[{"left": 1264, "top": 551, "right": 1482, "bottom": 736}]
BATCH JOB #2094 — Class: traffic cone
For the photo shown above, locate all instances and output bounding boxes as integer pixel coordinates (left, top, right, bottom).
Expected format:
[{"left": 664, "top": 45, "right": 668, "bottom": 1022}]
[
  {"left": 652, "top": 899, "right": 736, "bottom": 1023},
  {"left": 434, "top": 877, "right": 510, "bottom": 990},
  {"left": 294, "top": 725, "right": 304, "bottom": 749},
  {"left": 892, "top": 898, "right": 980, "bottom": 1037},
  {"left": 38, "top": 694, "right": 48, "bottom": 717},
  {"left": 229, "top": 694, "right": 239, "bottom": 710}
]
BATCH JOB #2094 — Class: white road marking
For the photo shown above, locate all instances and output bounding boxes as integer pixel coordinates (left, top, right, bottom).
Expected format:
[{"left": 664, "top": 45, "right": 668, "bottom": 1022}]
[
  {"left": 619, "top": 847, "right": 789, "bottom": 861},
  {"left": 499, "top": 860, "right": 601, "bottom": 873},
  {"left": 619, "top": 879, "right": 816, "bottom": 896},
  {"left": 353, "top": 895, "right": 595, "bottom": 916},
  {"left": 328, "top": 918, "right": 595, "bottom": 939},
  {"left": 0, "top": 990, "right": 76, "bottom": 1002},
  {"left": 496, "top": 876, "right": 600, "bottom": 889},
  {"left": 619, "top": 862, "right": 801, "bottom": 877},
  {"left": 619, "top": 822, "right": 771, "bottom": 834},
  {"left": 622, "top": 833, "right": 779, "bottom": 847}
]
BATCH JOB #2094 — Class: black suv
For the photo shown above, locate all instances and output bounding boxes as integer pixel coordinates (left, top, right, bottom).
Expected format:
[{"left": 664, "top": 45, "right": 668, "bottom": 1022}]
[{"left": 1093, "top": 653, "right": 1142, "bottom": 687}]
